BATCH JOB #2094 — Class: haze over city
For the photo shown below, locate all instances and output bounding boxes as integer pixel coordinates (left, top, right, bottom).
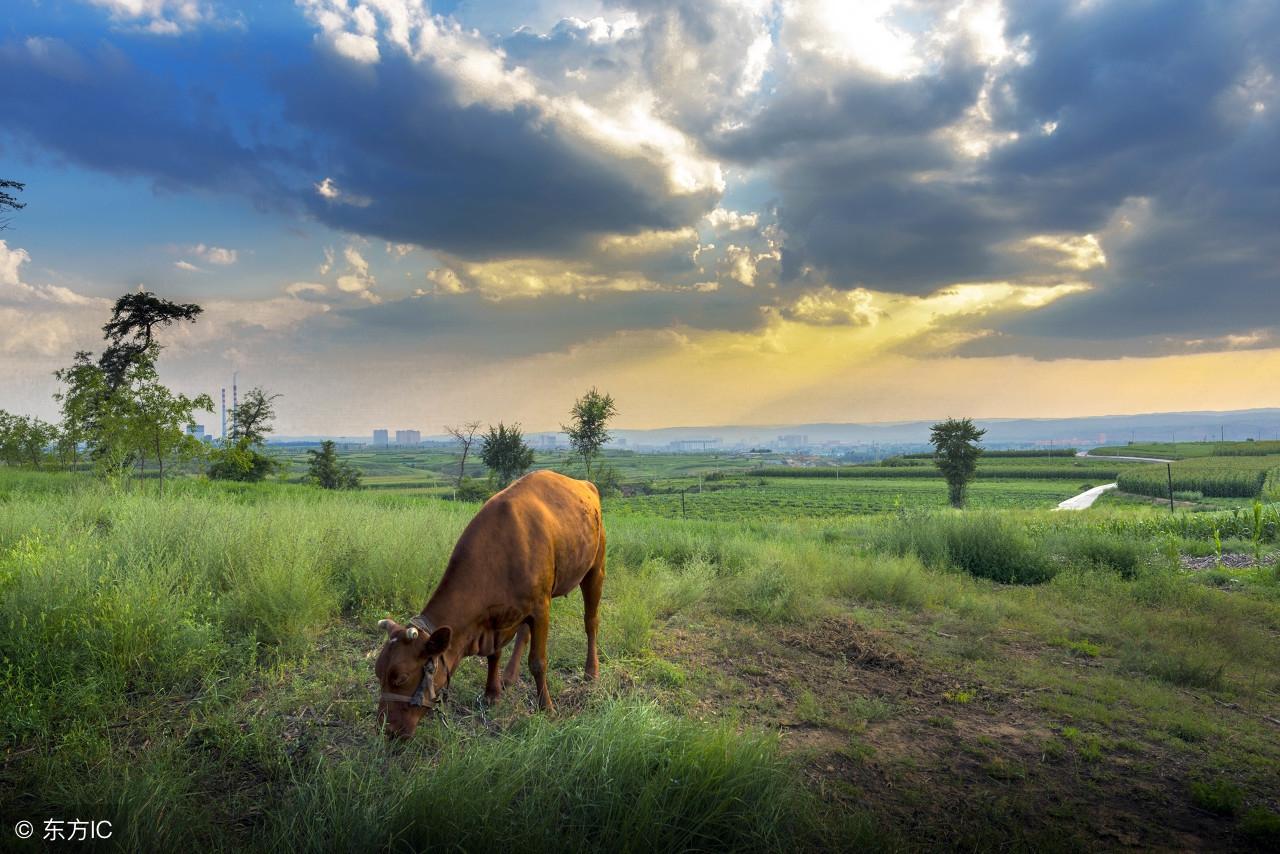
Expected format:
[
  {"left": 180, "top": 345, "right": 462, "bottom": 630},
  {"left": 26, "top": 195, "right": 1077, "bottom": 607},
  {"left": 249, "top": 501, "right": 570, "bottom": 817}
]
[{"left": 3, "top": 0, "right": 1279, "bottom": 433}]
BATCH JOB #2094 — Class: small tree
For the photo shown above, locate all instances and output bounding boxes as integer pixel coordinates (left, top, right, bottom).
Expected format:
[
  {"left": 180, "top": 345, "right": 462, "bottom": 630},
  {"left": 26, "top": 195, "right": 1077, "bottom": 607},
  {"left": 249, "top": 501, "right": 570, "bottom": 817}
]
[
  {"left": 307, "top": 440, "right": 361, "bottom": 489},
  {"left": 228, "top": 387, "right": 280, "bottom": 445},
  {"left": 563, "top": 387, "right": 617, "bottom": 481},
  {"left": 211, "top": 386, "right": 281, "bottom": 482},
  {"left": 930, "top": 417, "right": 986, "bottom": 508},
  {"left": 124, "top": 358, "right": 213, "bottom": 495},
  {"left": 445, "top": 420, "right": 482, "bottom": 485},
  {"left": 480, "top": 422, "right": 534, "bottom": 487},
  {"left": 0, "top": 411, "right": 58, "bottom": 468}
]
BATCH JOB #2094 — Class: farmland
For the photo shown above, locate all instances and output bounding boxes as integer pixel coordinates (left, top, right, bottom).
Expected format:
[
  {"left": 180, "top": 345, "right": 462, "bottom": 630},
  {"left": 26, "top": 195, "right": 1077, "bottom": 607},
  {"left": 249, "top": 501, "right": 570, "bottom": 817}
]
[
  {"left": 2, "top": 465, "right": 1280, "bottom": 852},
  {"left": 1116, "top": 456, "right": 1280, "bottom": 501},
  {"left": 607, "top": 477, "right": 1099, "bottom": 520}
]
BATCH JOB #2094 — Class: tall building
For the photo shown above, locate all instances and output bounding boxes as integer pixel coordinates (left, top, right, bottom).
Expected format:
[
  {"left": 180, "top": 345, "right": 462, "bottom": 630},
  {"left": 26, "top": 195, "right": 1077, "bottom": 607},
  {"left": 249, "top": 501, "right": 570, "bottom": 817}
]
[
  {"left": 395, "top": 429, "right": 421, "bottom": 446},
  {"left": 187, "top": 424, "right": 206, "bottom": 441},
  {"left": 372, "top": 429, "right": 389, "bottom": 447}
]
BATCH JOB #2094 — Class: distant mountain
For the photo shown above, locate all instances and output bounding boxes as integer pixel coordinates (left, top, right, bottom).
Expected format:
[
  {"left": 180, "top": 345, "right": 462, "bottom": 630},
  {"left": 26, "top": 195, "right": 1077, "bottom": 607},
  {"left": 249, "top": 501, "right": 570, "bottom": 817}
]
[
  {"left": 270, "top": 408, "right": 1280, "bottom": 449},
  {"left": 603, "top": 409, "right": 1280, "bottom": 448}
]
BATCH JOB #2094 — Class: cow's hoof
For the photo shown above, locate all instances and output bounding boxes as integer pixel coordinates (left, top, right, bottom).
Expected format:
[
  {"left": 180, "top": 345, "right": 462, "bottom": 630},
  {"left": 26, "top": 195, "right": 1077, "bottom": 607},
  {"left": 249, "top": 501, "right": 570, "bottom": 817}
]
[{"left": 483, "top": 689, "right": 501, "bottom": 706}]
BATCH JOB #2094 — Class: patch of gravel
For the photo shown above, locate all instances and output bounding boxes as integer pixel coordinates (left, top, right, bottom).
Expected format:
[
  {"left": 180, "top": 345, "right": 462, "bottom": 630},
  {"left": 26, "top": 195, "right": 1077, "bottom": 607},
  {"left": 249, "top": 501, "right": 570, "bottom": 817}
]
[{"left": 1180, "top": 552, "right": 1275, "bottom": 570}]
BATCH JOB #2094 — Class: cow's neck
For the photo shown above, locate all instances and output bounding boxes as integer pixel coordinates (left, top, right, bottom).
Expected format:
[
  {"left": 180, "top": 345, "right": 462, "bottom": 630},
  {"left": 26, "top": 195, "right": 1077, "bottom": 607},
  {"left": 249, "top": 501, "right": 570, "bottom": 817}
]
[{"left": 420, "top": 586, "right": 483, "bottom": 672}]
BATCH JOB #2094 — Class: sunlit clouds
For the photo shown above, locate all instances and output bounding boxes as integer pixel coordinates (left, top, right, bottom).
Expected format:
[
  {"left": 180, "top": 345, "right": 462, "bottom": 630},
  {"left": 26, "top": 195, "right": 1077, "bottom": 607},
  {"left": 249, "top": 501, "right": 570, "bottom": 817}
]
[{"left": 1, "top": 0, "right": 1278, "bottom": 432}]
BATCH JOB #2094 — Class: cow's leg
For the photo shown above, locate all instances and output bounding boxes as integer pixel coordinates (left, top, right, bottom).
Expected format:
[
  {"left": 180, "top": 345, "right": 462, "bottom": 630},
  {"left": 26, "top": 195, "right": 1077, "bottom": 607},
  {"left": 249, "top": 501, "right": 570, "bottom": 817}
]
[
  {"left": 502, "top": 624, "right": 528, "bottom": 687},
  {"left": 484, "top": 652, "right": 503, "bottom": 705},
  {"left": 527, "top": 603, "right": 554, "bottom": 711},
  {"left": 581, "top": 558, "right": 605, "bottom": 681}
]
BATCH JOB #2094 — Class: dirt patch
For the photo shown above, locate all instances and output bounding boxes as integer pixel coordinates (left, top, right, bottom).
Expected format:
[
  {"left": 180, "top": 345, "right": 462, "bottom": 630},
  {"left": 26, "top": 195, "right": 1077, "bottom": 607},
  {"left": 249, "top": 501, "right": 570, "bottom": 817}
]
[{"left": 652, "top": 612, "right": 1254, "bottom": 852}]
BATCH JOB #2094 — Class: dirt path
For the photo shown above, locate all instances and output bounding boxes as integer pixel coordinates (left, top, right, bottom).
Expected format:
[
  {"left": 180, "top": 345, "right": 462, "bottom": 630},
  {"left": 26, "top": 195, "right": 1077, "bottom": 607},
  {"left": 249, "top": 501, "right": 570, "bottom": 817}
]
[{"left": 1055, "top": 482, "right": 1118, "bottom": 510}]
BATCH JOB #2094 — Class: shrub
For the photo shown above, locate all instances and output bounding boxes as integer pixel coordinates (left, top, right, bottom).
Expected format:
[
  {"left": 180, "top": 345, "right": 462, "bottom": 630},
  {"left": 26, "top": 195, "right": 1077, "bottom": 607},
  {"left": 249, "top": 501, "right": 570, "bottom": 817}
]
[
  {"left": 874, "top": 512, "right": 1056, "bottom": 584},
  {"left": 1051, "top": 529, "right": 1147, "bottom": 578}
]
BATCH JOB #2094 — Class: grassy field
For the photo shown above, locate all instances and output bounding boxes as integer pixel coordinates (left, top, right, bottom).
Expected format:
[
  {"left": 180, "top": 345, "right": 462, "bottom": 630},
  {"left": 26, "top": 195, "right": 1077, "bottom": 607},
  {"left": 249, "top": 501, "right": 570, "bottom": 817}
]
[
  {"left": 607, "top": 477, "right": 1104, "bottom": 520},
  {"left": 1089, "top": 440, "right": 1280, "bottom": 460},
  {"left": 2, "top": 468, "right": 1279, "bottom": 851},
  {"left": 1116, "top": 456, "right": 1280, "bottom": 501}
]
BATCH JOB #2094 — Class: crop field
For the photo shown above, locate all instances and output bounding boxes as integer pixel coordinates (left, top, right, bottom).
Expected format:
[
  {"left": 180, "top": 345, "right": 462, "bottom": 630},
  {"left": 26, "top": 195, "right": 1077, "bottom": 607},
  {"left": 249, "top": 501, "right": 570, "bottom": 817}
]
[
  {"left": 1116, "top": 455, "right": 1280, "bottom": 500},
  {"left": 1090, "top": 440, "right": 1280, "bottom": 460},
  {"left": 607, "top": 477, "right": 1101, "bottom": 520},
  {"left": 2, "top": 468, "right": 1279, "bottom": 852}
]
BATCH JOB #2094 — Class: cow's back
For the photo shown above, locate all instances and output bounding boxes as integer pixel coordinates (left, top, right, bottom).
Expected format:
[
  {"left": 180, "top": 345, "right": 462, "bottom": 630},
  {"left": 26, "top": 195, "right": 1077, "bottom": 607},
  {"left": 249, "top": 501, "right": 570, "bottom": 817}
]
[{"left": 450, "top": 470, "right": 603, "bottom": 601}]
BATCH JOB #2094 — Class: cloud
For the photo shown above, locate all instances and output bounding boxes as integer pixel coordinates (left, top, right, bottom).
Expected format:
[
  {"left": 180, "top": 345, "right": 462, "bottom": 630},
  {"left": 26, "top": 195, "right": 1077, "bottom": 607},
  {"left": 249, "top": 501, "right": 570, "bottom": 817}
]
[
  {"left": 84, "top": 0, "right": 220, "bottom": 35},
  {"left": 334, "top": 245, "right": 380, "bottom": 303},
  {"left": 175, "top": 260, "right": 204, "bottom": 272},
  {"left": 192, "top": 243, "right": 238, "bottom": 265}
]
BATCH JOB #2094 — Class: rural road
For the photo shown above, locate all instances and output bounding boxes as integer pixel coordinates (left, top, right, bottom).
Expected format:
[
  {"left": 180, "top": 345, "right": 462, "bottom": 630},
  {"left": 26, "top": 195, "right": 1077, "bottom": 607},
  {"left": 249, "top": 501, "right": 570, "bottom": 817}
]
[
  {"left": 1074, "top": 451, "right": 1174, "bottom": 463},
  {"left": 1055, "top": 483, "right": 1118, "bottom": 511}
]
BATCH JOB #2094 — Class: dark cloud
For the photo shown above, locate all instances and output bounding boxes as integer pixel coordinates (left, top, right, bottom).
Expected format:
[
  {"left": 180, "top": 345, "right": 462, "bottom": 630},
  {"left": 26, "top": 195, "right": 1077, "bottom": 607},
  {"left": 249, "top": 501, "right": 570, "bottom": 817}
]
[
  {"left": 305, "top": 285, "right": 771, "bottom": 359},
  {"left": 0, "top": 35, "right": 293, "bottom": 205},
  {"left": 735, "top": 0, "right": 1280, "bottom": 354}
]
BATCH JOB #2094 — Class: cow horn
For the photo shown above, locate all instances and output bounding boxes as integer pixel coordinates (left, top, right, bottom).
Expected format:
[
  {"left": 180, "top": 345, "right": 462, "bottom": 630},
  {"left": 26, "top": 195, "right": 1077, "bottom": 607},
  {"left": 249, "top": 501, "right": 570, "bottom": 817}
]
[
  {"left": 404, "top": 626, "right": 419, "bottom": 640},
  {"left": 378, "top": 619, "right": 392, "bottom": 632}
]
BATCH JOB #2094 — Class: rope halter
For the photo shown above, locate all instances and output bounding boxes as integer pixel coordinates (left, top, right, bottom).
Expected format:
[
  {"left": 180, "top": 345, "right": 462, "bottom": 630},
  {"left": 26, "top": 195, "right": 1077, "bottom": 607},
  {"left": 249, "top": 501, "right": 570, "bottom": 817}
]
[{"left": 379, "top": 615, "right": 452, "bottom": 709}]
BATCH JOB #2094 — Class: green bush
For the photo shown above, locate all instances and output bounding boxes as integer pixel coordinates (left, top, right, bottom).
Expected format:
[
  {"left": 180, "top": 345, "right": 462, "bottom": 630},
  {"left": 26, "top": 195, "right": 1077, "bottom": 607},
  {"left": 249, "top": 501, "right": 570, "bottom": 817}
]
[
  {"left": 874, "top": 512, "right": 1056, "bottom": 584},
  {"left": 1051, "top": 529, "right": 1148, "bottom": 578}
]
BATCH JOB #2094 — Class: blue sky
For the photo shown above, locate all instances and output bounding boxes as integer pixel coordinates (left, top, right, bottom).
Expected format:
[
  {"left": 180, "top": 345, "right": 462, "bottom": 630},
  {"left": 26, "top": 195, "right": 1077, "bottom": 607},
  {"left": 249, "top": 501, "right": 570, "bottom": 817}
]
[{"left": 2, "top": 1, "right": 1279, "bottom": 434}]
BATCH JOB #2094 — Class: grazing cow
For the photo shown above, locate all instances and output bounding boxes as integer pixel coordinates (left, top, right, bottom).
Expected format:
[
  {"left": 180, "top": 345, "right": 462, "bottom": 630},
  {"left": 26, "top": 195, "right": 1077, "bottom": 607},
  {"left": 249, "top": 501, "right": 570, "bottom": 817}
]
[{"left": 374, "top": 470, "right": 606, "bottom": 738}]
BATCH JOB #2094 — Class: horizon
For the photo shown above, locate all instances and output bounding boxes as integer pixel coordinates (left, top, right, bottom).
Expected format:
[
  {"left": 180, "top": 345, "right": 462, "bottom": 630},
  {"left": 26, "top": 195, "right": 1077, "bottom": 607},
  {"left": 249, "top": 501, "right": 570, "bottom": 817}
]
[{"left": 3, "top": 1, "right": 1280, "bottom": 434}]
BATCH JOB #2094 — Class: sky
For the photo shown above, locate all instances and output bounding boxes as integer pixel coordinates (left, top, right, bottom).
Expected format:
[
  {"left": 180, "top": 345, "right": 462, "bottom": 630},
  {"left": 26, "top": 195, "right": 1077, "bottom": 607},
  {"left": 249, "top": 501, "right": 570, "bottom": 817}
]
[{"left": 1, "top": 0, "right": 1278, "bottom": 435}]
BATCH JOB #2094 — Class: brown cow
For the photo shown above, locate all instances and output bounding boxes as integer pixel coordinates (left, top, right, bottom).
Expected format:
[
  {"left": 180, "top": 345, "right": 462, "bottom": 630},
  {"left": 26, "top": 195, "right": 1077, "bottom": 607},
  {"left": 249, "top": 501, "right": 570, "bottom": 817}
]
[{"left": 374, "top": 469, "right": 605, "bottom": 738}]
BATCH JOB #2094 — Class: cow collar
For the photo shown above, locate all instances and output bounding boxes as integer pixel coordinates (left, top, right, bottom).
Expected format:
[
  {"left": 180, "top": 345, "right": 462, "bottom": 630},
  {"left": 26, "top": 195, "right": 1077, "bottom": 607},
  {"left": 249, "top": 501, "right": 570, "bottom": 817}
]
[{"left": 379, "top": 614, "right": 454, "bottom": 708}]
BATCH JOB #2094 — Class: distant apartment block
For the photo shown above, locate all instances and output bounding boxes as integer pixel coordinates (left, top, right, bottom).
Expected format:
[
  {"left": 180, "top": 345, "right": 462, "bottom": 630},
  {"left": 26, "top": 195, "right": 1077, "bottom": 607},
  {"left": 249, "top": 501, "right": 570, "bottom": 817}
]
[
  {"left": 372, "top": 429, "right": 389, "bottom": 447},
  {"left": 395, "top": 429, "right": 422, "bottom": 446},
  {"left": 777, "top": 434, "right": 809, "bottom": 449},
  {"left": 186, "top": 424, "right": 209, "bottom": 442}
]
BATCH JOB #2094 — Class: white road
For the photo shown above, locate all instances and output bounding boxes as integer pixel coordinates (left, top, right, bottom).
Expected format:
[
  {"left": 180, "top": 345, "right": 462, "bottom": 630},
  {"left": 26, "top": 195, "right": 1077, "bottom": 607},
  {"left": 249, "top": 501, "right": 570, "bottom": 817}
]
[
  {"left": 1054, "top": 482, "right": 1118, "bottom": 511},
  {"left": 1074, "top": 451, "right": 1174, "bottom": 463}
]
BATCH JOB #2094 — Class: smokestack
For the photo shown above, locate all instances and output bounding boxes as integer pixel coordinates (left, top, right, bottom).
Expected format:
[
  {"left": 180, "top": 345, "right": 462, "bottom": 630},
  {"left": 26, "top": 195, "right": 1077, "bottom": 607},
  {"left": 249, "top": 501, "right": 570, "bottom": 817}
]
[{"left": 221, "top": 388, "right": 226, "bottom": 440}]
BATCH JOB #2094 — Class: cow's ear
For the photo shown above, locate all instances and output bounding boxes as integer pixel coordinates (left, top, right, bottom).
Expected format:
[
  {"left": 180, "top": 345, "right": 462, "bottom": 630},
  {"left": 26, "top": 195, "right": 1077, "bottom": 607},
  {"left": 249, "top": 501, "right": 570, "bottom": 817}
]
[
  {"left": 378, "top": 618, "right": 401, "bottom": 636},
  {"left": 422, "top": 626, "right": 451, "bottom": 656}
]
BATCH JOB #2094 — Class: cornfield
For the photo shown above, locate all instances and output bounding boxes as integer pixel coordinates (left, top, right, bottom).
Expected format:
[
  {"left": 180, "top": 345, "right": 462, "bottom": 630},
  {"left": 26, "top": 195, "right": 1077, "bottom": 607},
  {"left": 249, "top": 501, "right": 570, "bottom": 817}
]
[{"left": 1116, "top": 456, "right": 1280, "bottom": 499}]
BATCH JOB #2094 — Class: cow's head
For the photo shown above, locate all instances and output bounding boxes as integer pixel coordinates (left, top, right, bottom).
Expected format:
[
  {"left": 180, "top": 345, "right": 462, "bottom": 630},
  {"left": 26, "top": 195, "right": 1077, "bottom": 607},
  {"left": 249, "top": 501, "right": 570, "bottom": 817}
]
[{"left": 374, "top": 617, "right": 452, "bottom": 739}]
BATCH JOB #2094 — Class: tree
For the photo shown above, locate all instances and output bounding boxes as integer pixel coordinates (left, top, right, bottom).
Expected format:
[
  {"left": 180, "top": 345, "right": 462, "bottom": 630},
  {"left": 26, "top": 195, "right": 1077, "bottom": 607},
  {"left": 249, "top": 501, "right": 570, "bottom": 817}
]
[
  {"left": 228, "top": 386, "right": 280, "bottom": 445},
  {"left": 563, "top": 387, "right": 617, "bottom": 481},
  {"left": 99, "top": 290, "right": 203, "bottom": 390},
  {"left": 444, "top": 420, "right": 482, "bottom": 485},
  {"left": 210, "top": 386, "right": 280, "bottom": 482},
  {"left": 0, "top": 411, "right": 58, "bottom": 468},
  {"left": 480, "top": 422, "right": 534, "bottom": 487},
  {"left": 123, "top": 358, "right": 213, "bottom": 495},
  {"left": 53, "top": 351, "right": 107, "bottom": 471},
  {"left": 930, "top": 417, "right": 986, "bottom": 508},
  {"left": 1, "top": 178, "right": 25, "bottom": 230},
  {"left": 307, "top": 440, "right": 361, "bottom": 489}
]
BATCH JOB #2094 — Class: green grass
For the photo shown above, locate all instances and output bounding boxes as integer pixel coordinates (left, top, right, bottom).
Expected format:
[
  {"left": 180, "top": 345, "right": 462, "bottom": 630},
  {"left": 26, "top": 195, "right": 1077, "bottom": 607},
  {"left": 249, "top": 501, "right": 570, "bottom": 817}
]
[
  {"left": 2, "top": 468, "right": 1279, "bottom": 850},
  {"left": 608, "top": 477, "right": 1096, "bottom": 520}
]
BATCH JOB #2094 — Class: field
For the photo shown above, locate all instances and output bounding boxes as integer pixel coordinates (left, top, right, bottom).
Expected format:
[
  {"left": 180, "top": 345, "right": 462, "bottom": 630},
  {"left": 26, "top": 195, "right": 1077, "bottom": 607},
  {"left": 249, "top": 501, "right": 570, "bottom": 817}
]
[
  {"left": 3, "top": 467, "right": 1280, "bottom": 852},
  {"left": 1116, "top": 456, "right": 1280, "bottom": 501},
  {"left": 607, "top": 477, "right": 1102, "bottom": 520},
  {"left": 1089, "top": 440, "right": 1280, "bottom": 460}
]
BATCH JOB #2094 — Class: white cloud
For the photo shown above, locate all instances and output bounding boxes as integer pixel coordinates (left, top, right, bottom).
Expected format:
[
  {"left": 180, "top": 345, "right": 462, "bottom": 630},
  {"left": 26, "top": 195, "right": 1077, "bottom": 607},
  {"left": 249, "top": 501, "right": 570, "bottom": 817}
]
[
  {"left": 314, "top": 176, "right": 372, "bottom": 207},
  {"left": 175, "top": 260, "right": 204, "bottom": 272},
  {"left": 334, "top": 245, "right": 380, "bottom": 302},
  {"left": 192, "top": 243, "right": 238, "bottom": 265},
  {"left": 84, "top": 0, "right": 219, "bottom": 35}
]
